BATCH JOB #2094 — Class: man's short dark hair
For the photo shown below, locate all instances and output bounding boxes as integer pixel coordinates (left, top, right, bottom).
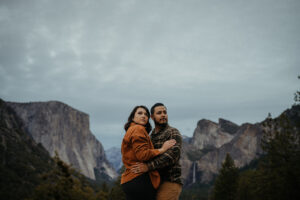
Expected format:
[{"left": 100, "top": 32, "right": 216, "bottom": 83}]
[{"left": 151, "top": 103, "right": 166, "bottom": 115}]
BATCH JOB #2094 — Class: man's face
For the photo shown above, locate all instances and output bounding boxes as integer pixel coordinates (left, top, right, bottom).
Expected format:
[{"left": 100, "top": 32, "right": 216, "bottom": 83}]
[{"left": 151, "top": 106, "right": 168, "bottom": 126}]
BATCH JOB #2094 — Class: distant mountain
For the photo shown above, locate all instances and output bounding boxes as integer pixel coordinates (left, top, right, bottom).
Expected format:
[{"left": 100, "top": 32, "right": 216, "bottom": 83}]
[
  {"left": 182, "top": 105, "right": 300, "bottom": 186},
  {"left": 103, "top": 105, "right": 297, "bottom": 187},
  {"left": 182, "top": 135, "right": 192, "bottom": 143},
  {"left": 6, "top": 100, "right": 118, "bottom": 181},
  {"left": 103, "top": 116, "right": 263, "bottom": 186},
  {"left": 191, "top": 118, "right": 239, "bottom": 150},
  {"left": 181, "top": 118, "right": 263, "bottom": 185},
  {"left": 105, "top": 147, "right": 123, "bottom": 172},
  {"left": 191, "top": 123, "right": 263, "bottom": 184},
  {"left": 0, "top": 99, "right": 54, "bottom": 199}
]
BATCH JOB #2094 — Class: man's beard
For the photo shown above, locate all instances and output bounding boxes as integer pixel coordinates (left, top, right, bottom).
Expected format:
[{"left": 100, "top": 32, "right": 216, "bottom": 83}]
[{"left": 154, "top": 119, "right": 168, "bottom": 128}]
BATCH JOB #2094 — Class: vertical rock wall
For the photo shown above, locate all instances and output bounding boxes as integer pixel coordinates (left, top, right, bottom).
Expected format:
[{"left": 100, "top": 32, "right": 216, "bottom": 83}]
[{"left": 7, "top": 101, "right": 117, "bottom": 180}]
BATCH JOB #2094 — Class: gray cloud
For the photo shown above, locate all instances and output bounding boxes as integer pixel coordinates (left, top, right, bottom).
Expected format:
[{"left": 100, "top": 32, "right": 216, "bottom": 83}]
[{"left": 1, "top": 0, "right": 299, "bottom": 149}]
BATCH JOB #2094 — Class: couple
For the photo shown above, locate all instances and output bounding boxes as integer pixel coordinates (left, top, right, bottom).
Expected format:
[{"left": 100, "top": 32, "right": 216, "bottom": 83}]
[{"left": 121, "top": 103, "right": 182, "bottom": 200}]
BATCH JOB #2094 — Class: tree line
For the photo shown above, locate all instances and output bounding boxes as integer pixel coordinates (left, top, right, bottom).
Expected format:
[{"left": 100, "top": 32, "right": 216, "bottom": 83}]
[
  {"left": 26, "top": 152, "right": 126, "bottom": 200},
  {"left": 211, "top": 77, "right": 300, "bottom": 200}
]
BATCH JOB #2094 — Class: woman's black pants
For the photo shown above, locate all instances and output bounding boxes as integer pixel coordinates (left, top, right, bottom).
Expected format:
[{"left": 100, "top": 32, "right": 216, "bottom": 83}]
[{"left": 121, "top": 173, "right": 157, "bottom": 200}]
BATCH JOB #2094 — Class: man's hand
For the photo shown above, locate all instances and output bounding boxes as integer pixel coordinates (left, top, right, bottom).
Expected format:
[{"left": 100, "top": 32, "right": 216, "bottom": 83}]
[{"left": 131, "top": 162, "right": 149, "bottom": 174}]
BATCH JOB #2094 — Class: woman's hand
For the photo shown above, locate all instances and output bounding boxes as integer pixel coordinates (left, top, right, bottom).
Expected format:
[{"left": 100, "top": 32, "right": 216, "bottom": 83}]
[{"left": 158, "top": 139, "right": 176, "bottom": 154}]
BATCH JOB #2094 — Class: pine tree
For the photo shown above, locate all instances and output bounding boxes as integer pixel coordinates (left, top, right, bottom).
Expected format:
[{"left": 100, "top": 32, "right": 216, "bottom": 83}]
[
  {"left": 27, "top": 152, "right": 97, "bottom": 200},
  {"left": 95, "top": 182, "right": 109, "bottom": 200},
  {"left": 211, "top": 153, "right": 239, "bottom": 200},
  {"left": 108, "top": 167, "right": 126, "bottom": 200},
  {"left": 234, "top": 75, "right": 300, "bottom": 200},
  {"left": 257, "top": 109, "right": 300, "bottom": 200},
  {"left": 235, "top": 170, "right": 258, "bottom": 200},
  {"left": 294, "top": 75, "right": 300, "bottom": 104}
]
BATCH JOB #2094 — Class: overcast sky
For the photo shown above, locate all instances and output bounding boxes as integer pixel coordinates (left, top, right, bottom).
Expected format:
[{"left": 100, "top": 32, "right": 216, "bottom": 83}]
[{"left": 1, "top": 0, "right": 299, "bottom": 150}]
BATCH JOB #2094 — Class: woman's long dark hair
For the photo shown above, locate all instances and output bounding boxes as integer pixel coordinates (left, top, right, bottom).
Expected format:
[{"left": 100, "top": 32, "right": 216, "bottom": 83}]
[{"left": 124, "top": 105, "right": 152, "bottom": 133}]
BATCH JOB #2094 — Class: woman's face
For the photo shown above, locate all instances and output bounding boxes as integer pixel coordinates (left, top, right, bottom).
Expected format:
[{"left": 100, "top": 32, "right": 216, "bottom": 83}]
[{"left": 132, "top": 107, "right": 149, "bottom": 126}]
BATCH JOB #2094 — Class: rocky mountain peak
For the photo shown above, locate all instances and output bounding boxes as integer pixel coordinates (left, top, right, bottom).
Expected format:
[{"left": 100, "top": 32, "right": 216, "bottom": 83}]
[
  {"left": 195, "top": 122, "right": 264, "bottom": 183},
  {"left": 191, "top": 118, "right": 237, "bottom": 150},
  {"left": 219, "top": 118, "right": 239, "bottom": 135},
  {"left": 196, "top": 119, "right": 217, "bottom": 131},
  {"left": 6, "top": 101, "right": 117, "bottom": 181},
  {"left": 182, "top": 106, "right": 300, "bottom": 185}
]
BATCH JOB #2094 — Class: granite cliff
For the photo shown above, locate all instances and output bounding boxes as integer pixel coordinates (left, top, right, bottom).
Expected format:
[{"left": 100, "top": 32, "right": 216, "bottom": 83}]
[
  {"left": 181, "top": 118, "right": 263, "bottom": 185},
  {"left": 188, "top": 123, "right": 263, "bottom": 184},
  {"left": 191, "top": 118, "right": 239, "bottom": 150},
  {"left": 182, "top": 105, "right": 300, "bottom": 186},
  {"left": 0, "top": 99, "right": 54, "bottom": 199},
  {"left": 7, "top": 101, "right": 117, "bottom": 181}
]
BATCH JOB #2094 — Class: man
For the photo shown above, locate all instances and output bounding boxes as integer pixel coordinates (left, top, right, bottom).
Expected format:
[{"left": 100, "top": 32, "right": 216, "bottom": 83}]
[{"left": 132, "top": 103, "right": 182, "bottom": 200}]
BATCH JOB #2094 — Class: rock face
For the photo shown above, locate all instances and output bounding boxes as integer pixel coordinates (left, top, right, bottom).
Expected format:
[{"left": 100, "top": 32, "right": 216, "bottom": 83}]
[
  {"left": 182, "top": 105, "right": 300, "bottom": 186},
  {"left": 7, "top": 101, "right": 117, "bottom": 181},
  {"left": 182, "top": 118, "right": 263, "bottom": 185},
  {"left": 191, "top": 119, "right": 239, "bottom": 150},
  {"left": 195, "top": 123, "right": 263, "bottom": 183}
]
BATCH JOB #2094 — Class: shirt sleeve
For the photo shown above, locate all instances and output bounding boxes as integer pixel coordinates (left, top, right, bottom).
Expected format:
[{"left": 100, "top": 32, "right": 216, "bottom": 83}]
[
  {"left": 146, "top": 128, "right": 182, "bottom": 171},
  {"left": 130, "top": 126, "right": 160, "bottom": 161}
]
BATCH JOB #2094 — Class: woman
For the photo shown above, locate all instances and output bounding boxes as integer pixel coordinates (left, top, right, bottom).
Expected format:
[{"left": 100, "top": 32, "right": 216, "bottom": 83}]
[{"left": 121, "top": 105, "right": 176, "bottom": 200}]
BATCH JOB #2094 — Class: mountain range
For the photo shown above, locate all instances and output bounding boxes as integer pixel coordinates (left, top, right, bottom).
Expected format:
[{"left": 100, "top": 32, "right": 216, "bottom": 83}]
[
  {"left": 2, "top": 98, "right": 299, "bottom": 189},
  {"left": 181, "top": 118, "right": 263, "bottom": 185},
  {"left": 106, "top": 106, "right": 300, "bottom": 187},
  {"left": 4, "top": 100, "right": 117, "bottom": 182}
]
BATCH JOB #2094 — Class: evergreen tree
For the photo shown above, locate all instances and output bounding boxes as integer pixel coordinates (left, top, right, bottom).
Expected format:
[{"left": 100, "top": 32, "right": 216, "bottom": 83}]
[
  {"left": 234, "top": 75, "right": 300, "bottom": 200},
  {"left": 211, "top": 153, "right": 239, "bottom": 200},
  {"left": 108, "top": 167, "right": 126, "bottom": 200},
  {"left": 235, "top": 170, "right": 258, "bottom": 200},
  {"left": 256, "top": 109, "right": 300, "bottom": 200},
  {"left": 95, "top": 182, "right": 110, "bottom": 200},
  {"left": 27, "top": 152, "right": 97, "bottom": 200},
  {"left": 294, "top": 75, "right": 300, "bottom": 104}
]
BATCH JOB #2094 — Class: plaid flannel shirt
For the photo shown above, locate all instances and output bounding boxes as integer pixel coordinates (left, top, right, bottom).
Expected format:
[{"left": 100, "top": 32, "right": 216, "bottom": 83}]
[{"left": 146, "top": 124, "right": 182, "bottom": 185}]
